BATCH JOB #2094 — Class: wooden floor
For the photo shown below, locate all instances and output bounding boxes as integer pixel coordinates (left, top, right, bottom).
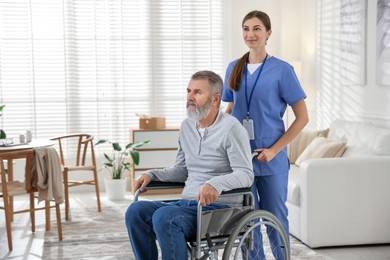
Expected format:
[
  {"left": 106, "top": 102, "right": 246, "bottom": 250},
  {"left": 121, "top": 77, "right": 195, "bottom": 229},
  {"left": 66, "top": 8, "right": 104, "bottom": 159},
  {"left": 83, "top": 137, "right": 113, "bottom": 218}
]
[{"left": 1, "top": 191, "right": 390, "bottom": 260}]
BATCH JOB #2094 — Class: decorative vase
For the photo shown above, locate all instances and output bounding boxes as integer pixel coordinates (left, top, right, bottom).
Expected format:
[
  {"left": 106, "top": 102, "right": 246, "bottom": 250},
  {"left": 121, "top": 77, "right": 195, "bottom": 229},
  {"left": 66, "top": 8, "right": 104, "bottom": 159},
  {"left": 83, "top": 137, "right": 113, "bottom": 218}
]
[{"left": 104, "top": 177, "right": 128, "bottom": 200}]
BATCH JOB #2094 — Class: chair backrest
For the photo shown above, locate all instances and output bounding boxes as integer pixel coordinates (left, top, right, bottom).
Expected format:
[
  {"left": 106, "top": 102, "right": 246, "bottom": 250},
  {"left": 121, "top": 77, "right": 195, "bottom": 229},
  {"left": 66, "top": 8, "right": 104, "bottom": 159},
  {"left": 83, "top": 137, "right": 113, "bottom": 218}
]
[
  {"left": 50, "top": 134, "right": 96, "bottom": 167},
  {"left": 0, "top": 149, "right": 35, "bottom": 193}
]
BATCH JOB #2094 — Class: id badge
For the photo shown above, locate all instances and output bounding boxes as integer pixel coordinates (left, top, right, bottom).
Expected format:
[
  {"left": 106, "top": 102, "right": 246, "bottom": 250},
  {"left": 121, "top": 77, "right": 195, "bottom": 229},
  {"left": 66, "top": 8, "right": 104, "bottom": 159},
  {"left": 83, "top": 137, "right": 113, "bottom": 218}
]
[{"left": 243, "top": 118, "right": 255, "bottom": 140}]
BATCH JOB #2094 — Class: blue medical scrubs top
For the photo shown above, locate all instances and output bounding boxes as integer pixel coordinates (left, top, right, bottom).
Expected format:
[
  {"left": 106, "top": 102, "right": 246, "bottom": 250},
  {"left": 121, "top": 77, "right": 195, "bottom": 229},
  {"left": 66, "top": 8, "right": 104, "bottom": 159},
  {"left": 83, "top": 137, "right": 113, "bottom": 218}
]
[{"left": 222, "top": 56, "right": 307, "bottom": 176}]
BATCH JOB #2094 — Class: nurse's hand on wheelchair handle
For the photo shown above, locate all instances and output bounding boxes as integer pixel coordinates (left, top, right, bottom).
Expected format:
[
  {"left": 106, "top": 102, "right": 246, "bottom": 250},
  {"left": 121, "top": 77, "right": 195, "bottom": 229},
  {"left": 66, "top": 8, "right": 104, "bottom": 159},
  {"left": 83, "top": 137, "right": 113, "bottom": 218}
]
[
  {"left": 254, "top": 148, "right": 277, "bottom": 162},
  {"left": 134, "top": 174, "right": 151, "bottom": 193},
  {"left": 197, "top": 183, "right": 219, "bottom": 206}
]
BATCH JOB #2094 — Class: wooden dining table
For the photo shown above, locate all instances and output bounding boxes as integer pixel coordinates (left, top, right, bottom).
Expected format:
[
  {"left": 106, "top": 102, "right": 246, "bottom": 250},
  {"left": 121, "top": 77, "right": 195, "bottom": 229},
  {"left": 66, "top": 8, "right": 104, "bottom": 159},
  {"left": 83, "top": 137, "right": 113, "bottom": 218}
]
[
  {"left": 0, "top": 139, "right": 64, "bottom": 202},
  {"left": 0, "top": 139, "right": 57, "bottom": 189},
  {"left": 0, "top": 138, "right": 64, "bottom": 246},
  {"left": 0, "top": 139, "right": 55, "bottom": 152},
  {"left": 0, "top": 138, "right": 64, "bottom": 208}
]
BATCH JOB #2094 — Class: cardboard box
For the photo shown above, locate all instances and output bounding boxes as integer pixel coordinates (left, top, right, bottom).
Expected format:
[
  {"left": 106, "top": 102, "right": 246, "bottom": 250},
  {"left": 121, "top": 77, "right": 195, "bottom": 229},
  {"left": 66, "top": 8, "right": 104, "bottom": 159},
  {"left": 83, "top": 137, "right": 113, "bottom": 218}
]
[{"left": 139, "top": 117, "right": 166, "bottom": 129}]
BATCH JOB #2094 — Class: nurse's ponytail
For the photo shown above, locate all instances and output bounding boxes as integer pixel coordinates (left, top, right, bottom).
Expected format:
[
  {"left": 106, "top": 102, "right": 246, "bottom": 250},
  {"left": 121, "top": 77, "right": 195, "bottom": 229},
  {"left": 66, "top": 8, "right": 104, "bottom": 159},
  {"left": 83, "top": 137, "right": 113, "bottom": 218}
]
[{"left": 228, "top": 52, "right": 249, "bottom": 92}]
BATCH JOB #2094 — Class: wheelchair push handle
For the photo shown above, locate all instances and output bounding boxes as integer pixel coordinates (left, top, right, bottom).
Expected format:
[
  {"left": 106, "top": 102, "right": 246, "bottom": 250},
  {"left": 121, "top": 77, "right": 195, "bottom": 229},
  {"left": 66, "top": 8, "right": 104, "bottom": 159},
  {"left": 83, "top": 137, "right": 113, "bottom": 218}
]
[{"left": 252, "top": 151, "right": 260, "bottom": 158}]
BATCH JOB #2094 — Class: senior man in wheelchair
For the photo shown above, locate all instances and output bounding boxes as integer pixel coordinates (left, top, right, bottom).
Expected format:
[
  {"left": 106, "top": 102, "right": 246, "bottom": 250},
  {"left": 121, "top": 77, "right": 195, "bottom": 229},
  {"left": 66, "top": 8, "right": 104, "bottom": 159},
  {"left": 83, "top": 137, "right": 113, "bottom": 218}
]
[{"left": 125, "top": 70, "right": 254, "bottom": 260}]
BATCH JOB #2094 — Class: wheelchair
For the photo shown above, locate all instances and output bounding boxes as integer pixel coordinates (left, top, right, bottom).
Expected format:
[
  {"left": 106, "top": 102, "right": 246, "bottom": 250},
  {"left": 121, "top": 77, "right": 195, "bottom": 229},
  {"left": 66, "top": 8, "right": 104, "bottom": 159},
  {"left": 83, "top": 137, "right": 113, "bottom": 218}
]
[{"left": 134, "top": 181, "right": 290, "bottom": 260}]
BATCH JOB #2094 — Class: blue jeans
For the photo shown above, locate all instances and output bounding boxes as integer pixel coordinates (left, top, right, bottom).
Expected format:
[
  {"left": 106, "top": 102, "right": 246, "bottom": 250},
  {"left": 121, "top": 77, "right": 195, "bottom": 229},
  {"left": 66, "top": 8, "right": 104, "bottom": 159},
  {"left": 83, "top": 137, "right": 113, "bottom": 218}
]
[{"left": 125, "top": 199, "right": 229, "bottom": 260}]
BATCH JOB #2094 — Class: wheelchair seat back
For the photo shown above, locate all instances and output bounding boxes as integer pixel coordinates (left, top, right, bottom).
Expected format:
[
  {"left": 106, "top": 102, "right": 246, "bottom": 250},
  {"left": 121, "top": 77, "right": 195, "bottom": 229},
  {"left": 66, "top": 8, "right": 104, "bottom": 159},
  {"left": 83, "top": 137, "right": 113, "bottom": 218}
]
[{"left": 199, "top": 207, "right": 253, "bottom": 239}]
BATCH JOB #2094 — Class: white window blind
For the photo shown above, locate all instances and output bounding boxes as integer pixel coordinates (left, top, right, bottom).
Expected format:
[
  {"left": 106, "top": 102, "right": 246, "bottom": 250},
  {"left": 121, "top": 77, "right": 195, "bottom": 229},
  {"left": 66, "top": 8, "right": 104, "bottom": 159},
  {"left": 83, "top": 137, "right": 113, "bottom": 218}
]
[
  {"left": 317, "top": 0, "right": 367, "bottom": 87},
  {"left": 0, "top": 0, "right": 227, "bottom": 147}
]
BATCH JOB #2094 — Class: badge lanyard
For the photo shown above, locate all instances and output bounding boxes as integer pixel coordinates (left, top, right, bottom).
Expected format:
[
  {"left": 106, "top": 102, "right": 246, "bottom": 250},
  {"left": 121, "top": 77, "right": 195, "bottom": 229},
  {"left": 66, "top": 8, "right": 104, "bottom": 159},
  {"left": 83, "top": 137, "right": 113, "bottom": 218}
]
[
  {"left": 243, "top": 53, "right": 268, "bottom": 140},
  {"left": 244, "top": 53, "right": 268, "bottom": 119}
]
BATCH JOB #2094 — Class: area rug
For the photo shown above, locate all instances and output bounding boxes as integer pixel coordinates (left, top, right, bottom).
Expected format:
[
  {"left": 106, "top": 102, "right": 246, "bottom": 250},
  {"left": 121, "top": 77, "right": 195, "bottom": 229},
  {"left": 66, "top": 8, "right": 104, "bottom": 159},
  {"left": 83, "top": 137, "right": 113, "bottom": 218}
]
[{"left": 43, "top": 206, "right": 323, "bottom": 259}]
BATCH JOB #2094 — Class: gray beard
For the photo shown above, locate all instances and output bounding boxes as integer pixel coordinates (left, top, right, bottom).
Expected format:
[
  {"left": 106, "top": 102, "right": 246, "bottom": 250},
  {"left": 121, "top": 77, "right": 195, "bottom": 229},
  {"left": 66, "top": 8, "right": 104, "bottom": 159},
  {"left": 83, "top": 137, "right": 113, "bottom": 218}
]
[{"left": 186, "top": 100, "right": 212, "bottom": 122}]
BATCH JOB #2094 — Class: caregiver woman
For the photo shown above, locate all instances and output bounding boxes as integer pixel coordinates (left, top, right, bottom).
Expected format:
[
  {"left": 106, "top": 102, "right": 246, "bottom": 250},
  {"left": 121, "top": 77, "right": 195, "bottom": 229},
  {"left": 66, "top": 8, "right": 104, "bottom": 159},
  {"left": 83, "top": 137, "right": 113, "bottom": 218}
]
[{"left": 222, "top": 10, "right": 309, "bottom": 259}]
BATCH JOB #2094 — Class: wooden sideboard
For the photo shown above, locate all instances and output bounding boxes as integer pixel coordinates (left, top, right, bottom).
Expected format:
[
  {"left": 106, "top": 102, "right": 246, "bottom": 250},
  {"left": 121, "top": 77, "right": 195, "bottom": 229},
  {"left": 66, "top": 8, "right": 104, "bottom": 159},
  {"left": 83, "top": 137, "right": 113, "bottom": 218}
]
[{"left": 129, "top": 128, "right": 182, "bottom": 194}]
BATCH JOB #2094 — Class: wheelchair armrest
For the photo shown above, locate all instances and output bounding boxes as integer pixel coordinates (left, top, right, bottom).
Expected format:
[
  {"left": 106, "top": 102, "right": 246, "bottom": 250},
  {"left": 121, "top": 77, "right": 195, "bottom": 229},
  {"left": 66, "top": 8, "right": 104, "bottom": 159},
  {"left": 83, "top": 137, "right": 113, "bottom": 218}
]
[
  {"left": 134, "top": 181, "right": 185, "bottom": 201},
  {"left": 145, "top": 181, "right": 185, "bottom": 190},
  {"left": 145, "top": 182, "right": 249, "bottom": 194},
  {"left": 219, "top": 187, "right": 253, "bottom": 209},
  {"left": 134, "top": 182, "right": 251, "bottom": 202},
  {"left": 220, "top": 187, "right": 251, "bottom": 196}
]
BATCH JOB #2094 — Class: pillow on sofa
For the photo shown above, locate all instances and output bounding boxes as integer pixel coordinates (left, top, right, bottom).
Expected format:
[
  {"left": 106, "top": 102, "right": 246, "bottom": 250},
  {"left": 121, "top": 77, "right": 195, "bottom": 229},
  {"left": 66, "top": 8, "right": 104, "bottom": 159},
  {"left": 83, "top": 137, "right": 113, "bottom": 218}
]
[
  {"left": 288, "top": 129, "right": 329, "bottom": 164},
  {"left": 295, "top": 137, "right": 347, "bottom": 166}
]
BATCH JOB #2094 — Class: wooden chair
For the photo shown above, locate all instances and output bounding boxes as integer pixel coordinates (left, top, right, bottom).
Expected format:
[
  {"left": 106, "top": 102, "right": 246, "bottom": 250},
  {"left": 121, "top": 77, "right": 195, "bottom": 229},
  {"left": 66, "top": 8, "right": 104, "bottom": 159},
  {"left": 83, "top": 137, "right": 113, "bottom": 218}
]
[
  {"left": 0, "top": 149, "right": 63, "bottom": 251},
  {"left": 50, "top": 134, "right": 101, "bottom": 220}
]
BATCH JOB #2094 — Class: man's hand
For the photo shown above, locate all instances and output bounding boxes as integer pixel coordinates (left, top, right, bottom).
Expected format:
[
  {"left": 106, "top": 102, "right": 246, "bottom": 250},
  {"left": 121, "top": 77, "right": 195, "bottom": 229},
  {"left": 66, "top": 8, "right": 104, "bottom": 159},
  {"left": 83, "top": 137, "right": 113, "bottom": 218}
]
[
  {"left": 134, "top": 174, "right": 151, "bottom": 193},
  {"left": 197, "top": 184, "right": 219, "bottom": 206}
]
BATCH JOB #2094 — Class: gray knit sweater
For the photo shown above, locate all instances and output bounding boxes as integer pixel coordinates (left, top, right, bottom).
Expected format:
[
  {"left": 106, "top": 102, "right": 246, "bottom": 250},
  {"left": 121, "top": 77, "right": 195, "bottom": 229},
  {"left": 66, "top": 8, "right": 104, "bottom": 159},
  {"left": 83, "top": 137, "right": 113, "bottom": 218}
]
[{"left": 144, "top": 111, "right": 253, "bottom": 206}]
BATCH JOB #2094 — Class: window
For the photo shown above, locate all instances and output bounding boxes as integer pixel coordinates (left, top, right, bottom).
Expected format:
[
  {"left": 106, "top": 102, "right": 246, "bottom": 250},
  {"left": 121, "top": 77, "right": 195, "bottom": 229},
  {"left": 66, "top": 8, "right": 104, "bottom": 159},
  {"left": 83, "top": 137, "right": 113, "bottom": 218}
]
[
  {"left": 317, "top": 0, "right": 367, "bottom": 87},
  {"left": 0, "top": 0, "right": 227, "bottom": 146}
]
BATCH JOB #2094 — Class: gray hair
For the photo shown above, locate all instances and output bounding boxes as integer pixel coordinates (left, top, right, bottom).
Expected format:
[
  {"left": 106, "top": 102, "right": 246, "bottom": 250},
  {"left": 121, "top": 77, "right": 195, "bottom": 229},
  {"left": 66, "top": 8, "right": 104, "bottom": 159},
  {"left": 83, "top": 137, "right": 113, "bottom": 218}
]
[{"left": 191, "top": 70, "right": 223, "bottom": 107}]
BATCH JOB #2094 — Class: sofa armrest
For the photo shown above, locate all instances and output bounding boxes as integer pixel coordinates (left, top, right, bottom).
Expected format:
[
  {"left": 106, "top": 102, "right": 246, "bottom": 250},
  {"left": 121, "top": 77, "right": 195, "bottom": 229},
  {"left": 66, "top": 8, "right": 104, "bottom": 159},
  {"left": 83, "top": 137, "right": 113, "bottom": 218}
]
[{"left": 298, "top": 156, "right": 390, "bottom": 247}]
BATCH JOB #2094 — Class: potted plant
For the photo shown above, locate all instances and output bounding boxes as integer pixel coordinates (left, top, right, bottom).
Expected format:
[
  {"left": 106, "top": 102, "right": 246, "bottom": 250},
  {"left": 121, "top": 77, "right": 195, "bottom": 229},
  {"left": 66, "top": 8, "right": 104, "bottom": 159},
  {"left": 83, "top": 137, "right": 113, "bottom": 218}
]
[
  {"left": 0, "top": 104, "right": 6, "bottom": 139},
  {"left": 96, "top": 139, "right": 150, "bottom": 199}
]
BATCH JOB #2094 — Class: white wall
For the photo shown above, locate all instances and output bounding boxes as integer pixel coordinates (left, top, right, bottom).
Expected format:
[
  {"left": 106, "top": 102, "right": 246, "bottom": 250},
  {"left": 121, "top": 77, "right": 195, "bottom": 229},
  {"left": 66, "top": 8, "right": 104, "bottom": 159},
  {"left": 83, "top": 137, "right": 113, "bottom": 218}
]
[{"left": 316, "top": 1, "right": 390, "bottom": 129}]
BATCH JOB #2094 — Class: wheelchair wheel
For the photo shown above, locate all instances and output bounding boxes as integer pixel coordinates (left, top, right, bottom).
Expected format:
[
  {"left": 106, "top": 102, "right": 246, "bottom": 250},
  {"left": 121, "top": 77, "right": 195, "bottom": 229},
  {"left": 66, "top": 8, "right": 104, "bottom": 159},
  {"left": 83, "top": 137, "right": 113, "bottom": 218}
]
[{"left": 222, "top": 210, "right": 290, "bottom": 260}]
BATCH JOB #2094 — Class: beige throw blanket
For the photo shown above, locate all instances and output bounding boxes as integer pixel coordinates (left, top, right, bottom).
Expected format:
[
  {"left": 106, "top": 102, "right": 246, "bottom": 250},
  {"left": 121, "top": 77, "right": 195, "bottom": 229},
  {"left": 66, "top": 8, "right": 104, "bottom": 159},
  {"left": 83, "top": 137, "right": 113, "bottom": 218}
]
[{"left": 33, "top": 147, "right": 64, "bottom": 204}]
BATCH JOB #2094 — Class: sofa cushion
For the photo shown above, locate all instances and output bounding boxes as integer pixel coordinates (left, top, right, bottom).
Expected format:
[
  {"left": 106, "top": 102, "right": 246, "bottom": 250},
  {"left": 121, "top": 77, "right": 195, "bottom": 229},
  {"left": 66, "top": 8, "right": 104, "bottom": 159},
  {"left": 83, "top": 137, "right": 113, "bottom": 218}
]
[
  {"left": 328, "top": 119, "right": 390, "bottom": 157},
  {"left": 295, "top": 137, "right": 347, "bottom": 166},
  {"left": 288, "top": 129, "right": 329, "bottom": 164},
  {"left": 288, "top": 165, "right": 300, "bottom": 206}
]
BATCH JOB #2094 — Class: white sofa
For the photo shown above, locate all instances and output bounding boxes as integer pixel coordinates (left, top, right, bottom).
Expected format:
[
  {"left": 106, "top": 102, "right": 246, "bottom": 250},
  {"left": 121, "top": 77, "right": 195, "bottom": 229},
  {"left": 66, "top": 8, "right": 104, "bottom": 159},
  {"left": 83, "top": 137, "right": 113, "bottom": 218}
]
[{"left": 287, "top": 119, "right": 390, "bottom": 248}]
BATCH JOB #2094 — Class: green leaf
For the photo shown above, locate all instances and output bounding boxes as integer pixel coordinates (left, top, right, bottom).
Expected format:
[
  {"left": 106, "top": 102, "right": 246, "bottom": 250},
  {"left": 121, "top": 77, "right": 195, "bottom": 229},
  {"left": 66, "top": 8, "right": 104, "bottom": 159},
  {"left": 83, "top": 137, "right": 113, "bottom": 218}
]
[
  {"left": 122, "top": 162, "right": 131, "bottom": 170},
  {"left": 126, "top": 140, "right": 150, "bottom": 149},
  {"left": 95, "top": 139, "right": 108, "bottom": 146},
  {"left": 103, "top": 153, "right": 114, "bottom": 163},
  {"left": 104, "top": 162, "right": 114, "bottom": 167},
  {"left": 112, "top": 142, "right": 122, "bottom": 151},
  {"left": 0, "top": 129, "right": 6, "bottom": 139},
  {"left": 130, "top": 150, "right": 140, "bottom": 165},
  {"left": 0, "top": 104, "right": 5, "bottom": 112}
]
